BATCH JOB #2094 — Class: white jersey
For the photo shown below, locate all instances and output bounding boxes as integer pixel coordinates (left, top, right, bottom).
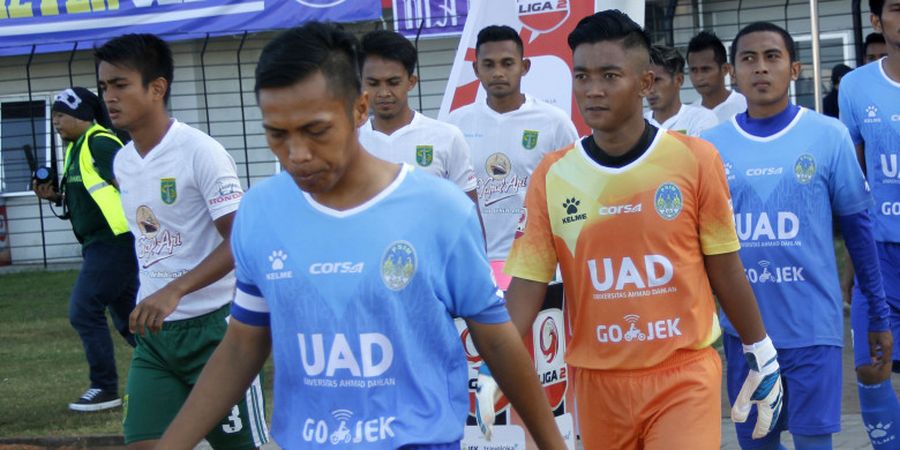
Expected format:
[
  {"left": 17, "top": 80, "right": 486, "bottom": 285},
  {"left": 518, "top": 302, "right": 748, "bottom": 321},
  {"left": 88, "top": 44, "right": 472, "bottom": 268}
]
[
  {"left": 645, "top": 104, "right": 718, "bottom": 136},
  {"left": 448, "top": 94, "right": 579, "bottom": 261},
  {"left": 694, "top": 90, "right": 747, "bottom": 124},
  {"left": 360, "top": 111, "right": 477, "bottom": 192},
  {"left": 114, "top": 119, "right": 244, "bottom": 321}
]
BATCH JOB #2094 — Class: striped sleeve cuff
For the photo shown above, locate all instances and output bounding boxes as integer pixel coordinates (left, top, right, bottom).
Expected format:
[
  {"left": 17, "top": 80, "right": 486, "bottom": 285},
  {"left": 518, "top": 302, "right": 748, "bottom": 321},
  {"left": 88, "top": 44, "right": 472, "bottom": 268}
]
[{"left": 231, "top": 283, "right": 269, "bottom": 327}]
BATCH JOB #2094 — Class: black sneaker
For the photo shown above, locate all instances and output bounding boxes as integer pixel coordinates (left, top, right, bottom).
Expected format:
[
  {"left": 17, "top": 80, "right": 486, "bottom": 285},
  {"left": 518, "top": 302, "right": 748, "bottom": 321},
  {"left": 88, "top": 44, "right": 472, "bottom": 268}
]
[{"left": 68, "top": 388, "right": 122, "bottom": 412}]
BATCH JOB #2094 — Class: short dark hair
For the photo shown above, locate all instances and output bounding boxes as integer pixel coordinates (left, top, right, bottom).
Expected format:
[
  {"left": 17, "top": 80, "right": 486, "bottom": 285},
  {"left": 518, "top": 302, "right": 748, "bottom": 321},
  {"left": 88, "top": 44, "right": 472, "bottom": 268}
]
[
  {"left": 567, "top": 9, "right": 651, "bottom": 54},
  {"left": 731, "top": 22, "right": 797, "bottom": 64},
  {"left": 865, "top": 32, "right": 886, "bottom": 52},
  {"left": 650, "top": 45, "right": 685, "bottom": 77},
  {"left": 687, "top": 30, "right": 727, "bottom": 66},
  {"left": 255, "top": 22, "right": 361, "bottom": 111},
  {"left": 871, "top": 0, "right": 884, "bottom": 17},
  {"left": 476, "top": 25, "right": 524, "bottom": 56},
  {"left": 94, "top": 34, "right": 174, "bottom": 103},
  {"left": 360, "top": 30, "right": 417, "bottom": 76}
]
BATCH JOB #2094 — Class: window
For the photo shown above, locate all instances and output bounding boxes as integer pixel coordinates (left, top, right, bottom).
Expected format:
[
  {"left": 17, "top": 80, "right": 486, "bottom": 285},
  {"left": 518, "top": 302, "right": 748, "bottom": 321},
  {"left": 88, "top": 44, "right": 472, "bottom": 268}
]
[
  {"left": 793, "top": 32, "right": 854, "bottom": 109},
  {"left": 0, "top": 96, "right": 56, "bottom": 196}
]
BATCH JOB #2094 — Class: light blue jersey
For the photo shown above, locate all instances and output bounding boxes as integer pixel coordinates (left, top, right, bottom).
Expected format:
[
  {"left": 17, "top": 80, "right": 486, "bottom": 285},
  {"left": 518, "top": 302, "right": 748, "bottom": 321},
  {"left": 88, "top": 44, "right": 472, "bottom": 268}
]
[
  {"left": 230, "top": 165, "right": 508, "bottom": 449},
  {"left": 702, "top": 108, "right": 871, "bottom": 348},
  {"left": 839, "top": 59, "right": 900, "bottom": 243}
]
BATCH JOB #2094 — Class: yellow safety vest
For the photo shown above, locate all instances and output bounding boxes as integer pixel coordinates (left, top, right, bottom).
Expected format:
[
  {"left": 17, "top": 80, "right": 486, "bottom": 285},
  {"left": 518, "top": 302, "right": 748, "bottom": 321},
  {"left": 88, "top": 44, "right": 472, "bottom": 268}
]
[{"left": 63, "top": 123, "right": 129, "bottom": 235}]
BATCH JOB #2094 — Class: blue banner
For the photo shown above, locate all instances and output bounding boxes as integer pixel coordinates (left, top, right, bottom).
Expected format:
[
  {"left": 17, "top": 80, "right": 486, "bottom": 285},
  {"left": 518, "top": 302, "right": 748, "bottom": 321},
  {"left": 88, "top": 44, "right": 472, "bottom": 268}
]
[
  {"left": 393, "top": 0, "right": 467, "bottom": 39},
  {"left": 0, "top": 0, "right": 382, "bottom": 55}
]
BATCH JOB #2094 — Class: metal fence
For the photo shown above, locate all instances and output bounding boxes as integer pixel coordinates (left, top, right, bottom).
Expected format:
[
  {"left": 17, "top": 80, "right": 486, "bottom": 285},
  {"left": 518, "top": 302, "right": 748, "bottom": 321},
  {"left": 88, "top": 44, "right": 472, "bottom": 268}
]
[{"left": 0, "top": 0, "right": 877, "bottom": 266}]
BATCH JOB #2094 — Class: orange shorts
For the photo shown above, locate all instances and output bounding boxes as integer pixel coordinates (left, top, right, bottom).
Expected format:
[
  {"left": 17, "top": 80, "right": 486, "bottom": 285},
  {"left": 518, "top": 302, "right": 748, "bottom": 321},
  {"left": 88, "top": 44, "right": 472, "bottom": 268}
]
[{"left": 574, "top": 346, "right": 722, "bottom": 450}]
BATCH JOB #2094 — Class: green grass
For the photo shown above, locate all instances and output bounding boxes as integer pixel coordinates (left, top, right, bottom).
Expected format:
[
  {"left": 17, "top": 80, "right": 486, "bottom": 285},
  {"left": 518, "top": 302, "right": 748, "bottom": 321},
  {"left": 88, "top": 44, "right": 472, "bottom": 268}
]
[{"left": 0, "top": 269, "right": 273, "bottom": 439}]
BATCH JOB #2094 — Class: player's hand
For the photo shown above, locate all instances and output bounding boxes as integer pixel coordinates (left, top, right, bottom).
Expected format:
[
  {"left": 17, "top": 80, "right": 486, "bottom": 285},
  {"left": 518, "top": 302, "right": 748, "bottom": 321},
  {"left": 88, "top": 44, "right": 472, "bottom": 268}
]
[
  {"left": 129, "top": 283, "right": 184, "bottom": 336},
  {"left": 475, "top": 364, "right": 503, "bottom": 441},
  {"left": 32, "top": 180, "right": 60, "bottom": 202},
  {"left": 732, "top": 335, "right": 784, "bottom": 439},
  {"left": 868, "top": 330, "right": 894, "bottom": 375}
]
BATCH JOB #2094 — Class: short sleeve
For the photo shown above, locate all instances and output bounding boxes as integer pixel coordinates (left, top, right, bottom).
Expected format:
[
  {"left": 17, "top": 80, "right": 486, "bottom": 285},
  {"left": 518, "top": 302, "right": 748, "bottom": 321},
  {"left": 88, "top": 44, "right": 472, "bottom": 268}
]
[
  {"left": 504, "top": 157, "right": 559, "bottom": 282},
  {"left": 88, "top": 134, "right": 123, "bottom": 182},
  {"left": 438, "top": 205, "right": 508, "bottom": 323},
  {"left": 696, "top": 142, "right": 741, "bottom": 255},
  {"left": 829, "top": 126, "right": 873, "bottom": 216},
  {"left": 229, "top": 205, "right": 270, "bottom": 327},
  {"left": 691, "top": 110, "right": 719, "bottom": 137},
  {"left": 838, "top": 86, "right": 862, "bottom": 145},
  {"left": 553, "top": 115, "right": 579, "bottom": 151},
  {"left": 447, "top": 127, "right": 478, "bottom": 192},
  {"left": 193, "top": 141, "right": 244, "bottom": 221}
]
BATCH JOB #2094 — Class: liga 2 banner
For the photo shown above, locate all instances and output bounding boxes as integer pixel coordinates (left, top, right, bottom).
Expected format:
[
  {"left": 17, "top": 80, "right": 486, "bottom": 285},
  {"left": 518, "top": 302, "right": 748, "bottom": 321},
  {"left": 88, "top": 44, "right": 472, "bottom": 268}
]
[
  {"left": 0, "top": 0, "right": 382, "bottom": 55},
  {"left": 437, "top": 0, "right": 645, "bottom": 136}
]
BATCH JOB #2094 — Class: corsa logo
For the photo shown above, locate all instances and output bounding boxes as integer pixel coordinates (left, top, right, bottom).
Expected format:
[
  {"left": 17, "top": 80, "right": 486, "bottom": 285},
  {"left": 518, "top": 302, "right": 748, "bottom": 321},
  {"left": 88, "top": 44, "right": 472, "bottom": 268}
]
[
  {"left": 587, "top": 255, "right": 673, "bottom": 292},
  {"left": 309, "top": 262, "right": 364, "bottom": 275},
  {"left": 597, "top": 203, "right": 642, "bottom": 216},
  {"left": 298, "top": 333, "right": 392, "bottom": 378}
]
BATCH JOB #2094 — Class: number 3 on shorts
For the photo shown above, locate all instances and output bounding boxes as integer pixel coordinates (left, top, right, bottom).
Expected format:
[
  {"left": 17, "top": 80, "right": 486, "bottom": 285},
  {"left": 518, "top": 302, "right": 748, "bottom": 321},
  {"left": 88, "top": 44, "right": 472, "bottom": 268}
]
[{"left": 222, "top": 405, "right": 244, "bottom": 433}]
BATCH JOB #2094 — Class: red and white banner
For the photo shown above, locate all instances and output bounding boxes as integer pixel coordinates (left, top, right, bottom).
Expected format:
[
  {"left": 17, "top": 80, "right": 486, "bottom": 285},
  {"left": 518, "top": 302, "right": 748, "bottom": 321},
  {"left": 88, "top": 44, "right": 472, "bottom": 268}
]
[{"left": 437, "top": 0, "right": 645, "bottom": 136}]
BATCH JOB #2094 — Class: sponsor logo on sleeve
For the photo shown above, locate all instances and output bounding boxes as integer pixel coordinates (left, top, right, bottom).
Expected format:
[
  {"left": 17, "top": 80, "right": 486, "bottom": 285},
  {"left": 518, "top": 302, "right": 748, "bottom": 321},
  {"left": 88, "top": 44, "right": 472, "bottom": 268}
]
[{"left": 208, "top": 180, "right": 243, "bottom": 206}]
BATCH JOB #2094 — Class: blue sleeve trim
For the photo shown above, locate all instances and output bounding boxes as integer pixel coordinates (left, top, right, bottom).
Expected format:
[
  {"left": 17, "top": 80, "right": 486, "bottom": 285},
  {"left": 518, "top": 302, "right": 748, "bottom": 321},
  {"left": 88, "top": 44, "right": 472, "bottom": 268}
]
[
  {"left": 465, "top": 295, "right": 511, "bottom": 324},
  {"left": 230, "top": 303, "right": 270, "bottom": 327},
  {"left": 839, "top": 212, "right": 890, "bottom": 332},
  {"left": 236, "top": 280, "right": 262, "bottom": 297}
]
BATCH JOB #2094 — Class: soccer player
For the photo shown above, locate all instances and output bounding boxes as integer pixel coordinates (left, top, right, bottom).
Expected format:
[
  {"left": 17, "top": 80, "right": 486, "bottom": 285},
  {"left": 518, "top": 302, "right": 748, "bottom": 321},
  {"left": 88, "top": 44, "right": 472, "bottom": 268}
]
[
  {"left": 448, "top": 25, "right": 578, "bottom": 289},
  {"left": 645, "top": 45, "right": 718, "bottom": 136},
  {"left": 865, "top": 32, "right": 888, "bottom": 64},
  {"left": 479, "top": 10, "right": 783, "bottom": 449},
  {"left": 154, "top": 22, "right": 566, "bottom": 450},
  {"left": 358, "top": 29, "right": 478, "bottom": 203},
  {"left": 687, "top": 30, "right": 748, "bottom": 123},
  {"left": 95, "top": 34, "right": 267, "bottom": 450},
  {"left": 702, "top": 21, "right": 892, "bottom": 450},
  {"left": 34, "top": 87, "right": 137, "bottom": 412},
  {"left": 840, "top": 1, "right": 900, "bottom": 448}
]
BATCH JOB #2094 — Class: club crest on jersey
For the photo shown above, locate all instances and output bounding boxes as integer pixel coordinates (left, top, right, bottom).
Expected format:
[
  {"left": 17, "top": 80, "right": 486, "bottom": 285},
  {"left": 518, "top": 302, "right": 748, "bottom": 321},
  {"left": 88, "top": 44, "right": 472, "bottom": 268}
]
[
  {"left": 517, "top": 0, "right": 570, "bottom": 34},
  {"left": 160, "top": 178, "right": 177, "bottom": 205},
  {"left": 485, "top": 152, "right": 512, "bottom": 180},
  {"left": 654, "top": 182, "right": 683, "bottom": 220},
  {"left": 381, "top": 240, "right": 416, "bottom": 291},
  {"left": 522, "top": 130, "right": 539, "bottom": 150},
  {"left": 415, "top": 145, "right": 433, "bottom": 167},
  {"left": 793, "top": 154, "right": 816, "bottom": 184}
]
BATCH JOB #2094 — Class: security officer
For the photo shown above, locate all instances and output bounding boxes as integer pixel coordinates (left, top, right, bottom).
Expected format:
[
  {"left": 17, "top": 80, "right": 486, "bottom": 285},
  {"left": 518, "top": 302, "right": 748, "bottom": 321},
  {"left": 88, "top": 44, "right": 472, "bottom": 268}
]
[{"left": 34, "top": 87, "right": 137, "bottom": 412}]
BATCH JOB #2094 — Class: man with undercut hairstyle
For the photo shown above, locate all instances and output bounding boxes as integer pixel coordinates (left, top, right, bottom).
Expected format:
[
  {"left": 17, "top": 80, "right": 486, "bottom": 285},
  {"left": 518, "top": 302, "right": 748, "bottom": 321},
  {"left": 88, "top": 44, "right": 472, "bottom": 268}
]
[
  {"left": 476, "top": 10, "right": 782, "bottom": 449},
  {"left": 645, "top": 44, "right": 718, "bottom": 136},
  {"left": 703, "top": 20, "right": 891, "bottom": 450},
  {"left": 687, "top": 30, "right": 748, "bottom": 123}
]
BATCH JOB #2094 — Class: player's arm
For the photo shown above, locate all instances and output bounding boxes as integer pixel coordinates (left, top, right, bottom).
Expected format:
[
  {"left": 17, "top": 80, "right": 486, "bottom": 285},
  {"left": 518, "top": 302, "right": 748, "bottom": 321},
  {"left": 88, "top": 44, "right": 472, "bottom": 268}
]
[
  {"left": 855, "top": 143, "right": 866, "bottom": 173},
  {"left": 130, "top": 212, "right": 236, "bottom": 335},
  {"left": 465, "top": 189, "right": 487, "bottom": 244},
  {"left": 705, "top": 251, "right": 765, "bottom": 343},
  {"left": 466, "top": 318, "right": 565, "bottom": 450},
  {"left": 156, "top": 319, "right": 271, "bottom": 450},
  {"left": 505, "top": 277, "right": 549, "bottom": 337}
]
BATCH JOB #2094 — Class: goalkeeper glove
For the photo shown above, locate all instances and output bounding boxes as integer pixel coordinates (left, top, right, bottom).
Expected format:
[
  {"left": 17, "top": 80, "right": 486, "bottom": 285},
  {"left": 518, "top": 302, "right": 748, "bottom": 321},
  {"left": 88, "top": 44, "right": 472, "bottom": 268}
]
[
  {"left": 732, "top": 335, "right": 784, "bottom": 439},
  {"left": 475, "top": 364, "right": 503, "bottom": 441}
]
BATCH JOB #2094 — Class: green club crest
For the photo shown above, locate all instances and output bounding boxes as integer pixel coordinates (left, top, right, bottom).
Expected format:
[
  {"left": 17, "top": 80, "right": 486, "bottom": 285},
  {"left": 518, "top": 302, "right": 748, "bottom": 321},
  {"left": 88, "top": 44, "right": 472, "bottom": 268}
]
[
  {"left": 794, "top": 154, "right": 816, "bottom": 184},
  {"left": 415, "top": 145, "right": 433, "bottom": 167},
  {"left": 522, "top": 130, "right": 539, "bottom": 150},
  {"left": 160, "top": 178, "right": 177, "bottom": 205}
]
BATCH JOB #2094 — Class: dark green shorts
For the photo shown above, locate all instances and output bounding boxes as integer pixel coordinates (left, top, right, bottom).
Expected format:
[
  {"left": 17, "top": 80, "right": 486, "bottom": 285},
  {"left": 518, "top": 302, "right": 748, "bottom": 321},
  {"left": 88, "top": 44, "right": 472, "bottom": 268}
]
[{"left": 123, "top": 305, "right": 268, "bottom": 448}]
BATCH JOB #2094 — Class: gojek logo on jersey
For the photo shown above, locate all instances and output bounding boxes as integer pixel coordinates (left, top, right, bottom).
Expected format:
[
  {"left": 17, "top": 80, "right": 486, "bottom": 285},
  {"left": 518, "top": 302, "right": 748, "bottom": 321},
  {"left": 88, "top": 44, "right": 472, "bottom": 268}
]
[
  {"left": 744, "top": 260, "right": 805, "bottom": 284},
  {"left": 302, "top": 409, "right": 395, "bottom": 446},
  {"left": 596, "top": 314, "right": 682, "bottom": 344},
  {"left": 587, "top": 255, "right": 676, "bottom": 300},
  {"left": 298, "top": 333, "right": 396, "bottom": 388},
  {"left": 734, "top": 211, "right": 800, "bottom": 248}
]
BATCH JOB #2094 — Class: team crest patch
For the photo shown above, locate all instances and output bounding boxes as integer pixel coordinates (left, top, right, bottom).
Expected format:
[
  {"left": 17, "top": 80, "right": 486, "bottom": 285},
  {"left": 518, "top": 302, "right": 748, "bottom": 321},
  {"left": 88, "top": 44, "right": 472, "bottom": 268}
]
[
  {"left": 654, "top": 182, "right": 683, "bottom": 220},
  {"left": 794, "top": 154, "right": 816, "bottom": 184},
  {"left": 160, "top": 178, "right": 177, "bottom": 205},
  {"left": 522, "top": 130, "right": 539, "bottom": 150},
  {"left": 381, "top": 240, "right": 416, "bottom": 291},
  {"left": 415, "top": 145, "right": 433, "bottom": 167}
]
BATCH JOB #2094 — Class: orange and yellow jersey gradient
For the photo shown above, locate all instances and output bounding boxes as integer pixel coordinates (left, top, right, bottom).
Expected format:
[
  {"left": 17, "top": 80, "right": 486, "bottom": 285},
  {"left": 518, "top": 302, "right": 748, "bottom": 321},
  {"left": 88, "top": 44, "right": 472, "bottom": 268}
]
[{"left": 505, "top": 130, "right": 740, "bottom": 370}]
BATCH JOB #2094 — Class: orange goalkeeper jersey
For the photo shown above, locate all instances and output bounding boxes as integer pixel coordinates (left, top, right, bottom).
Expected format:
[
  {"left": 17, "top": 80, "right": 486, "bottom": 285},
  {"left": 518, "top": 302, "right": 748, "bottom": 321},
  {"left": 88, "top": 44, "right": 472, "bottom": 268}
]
[{"left": 505, "top": 131, "right": 739, "bottom": 370}]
